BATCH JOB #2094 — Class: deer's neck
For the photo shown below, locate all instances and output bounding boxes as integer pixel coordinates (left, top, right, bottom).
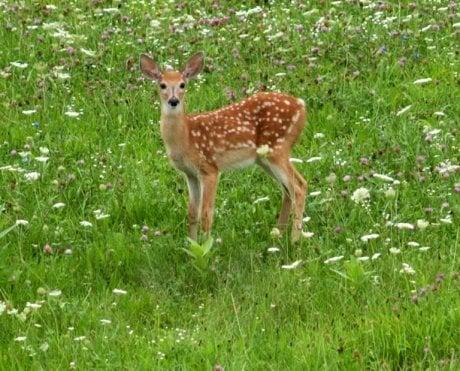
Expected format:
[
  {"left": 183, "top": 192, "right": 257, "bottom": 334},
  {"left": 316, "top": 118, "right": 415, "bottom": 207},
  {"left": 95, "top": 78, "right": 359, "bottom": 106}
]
[{"left": 160, "top": 110, "right": 189, "bottom": 154}]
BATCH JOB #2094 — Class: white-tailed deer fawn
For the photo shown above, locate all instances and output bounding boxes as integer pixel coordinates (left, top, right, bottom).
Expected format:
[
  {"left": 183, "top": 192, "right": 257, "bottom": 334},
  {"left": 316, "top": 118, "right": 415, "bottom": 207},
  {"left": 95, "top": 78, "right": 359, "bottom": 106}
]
[{"left": 140, "top": 52, "right": 308, "bottom": 242}]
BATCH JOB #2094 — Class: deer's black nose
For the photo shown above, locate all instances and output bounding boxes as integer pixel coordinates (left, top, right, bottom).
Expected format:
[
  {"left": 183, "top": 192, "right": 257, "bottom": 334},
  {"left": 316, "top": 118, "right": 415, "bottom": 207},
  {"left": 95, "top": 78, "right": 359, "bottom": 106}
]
[{"left": 168, "top": 98, "right": 179, "bottom": 107}]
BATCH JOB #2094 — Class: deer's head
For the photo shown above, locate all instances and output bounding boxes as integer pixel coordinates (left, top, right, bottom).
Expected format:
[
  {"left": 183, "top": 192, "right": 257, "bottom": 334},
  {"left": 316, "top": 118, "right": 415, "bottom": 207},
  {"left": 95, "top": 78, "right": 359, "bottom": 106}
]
[{"left": 140, "top": 52, "right": 204, "bottom": 115}]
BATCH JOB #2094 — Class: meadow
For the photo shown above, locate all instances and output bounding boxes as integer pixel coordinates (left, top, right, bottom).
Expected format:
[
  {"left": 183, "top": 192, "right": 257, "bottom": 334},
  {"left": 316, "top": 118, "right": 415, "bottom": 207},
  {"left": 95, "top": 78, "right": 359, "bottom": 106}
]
[{"left": 0, "top": 0, "right": 459, "bottom": 369}]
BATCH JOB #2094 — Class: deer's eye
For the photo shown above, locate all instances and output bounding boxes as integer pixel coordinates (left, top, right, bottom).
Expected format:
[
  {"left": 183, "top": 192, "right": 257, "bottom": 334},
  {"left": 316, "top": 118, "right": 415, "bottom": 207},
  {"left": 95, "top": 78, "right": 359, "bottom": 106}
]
[
  {"left": 179, "top": 82, "right": 185, "bottom": 89},
  {"left": 159, "top": 83, "right": 167, "bottom": 89}
]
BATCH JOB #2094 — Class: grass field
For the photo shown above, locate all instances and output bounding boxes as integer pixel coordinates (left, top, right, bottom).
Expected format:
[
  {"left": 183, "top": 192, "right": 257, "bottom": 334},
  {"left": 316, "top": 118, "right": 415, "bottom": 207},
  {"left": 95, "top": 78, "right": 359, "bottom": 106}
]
[{"left": 1, "top": 0, "right": 459, "bottom": 369}]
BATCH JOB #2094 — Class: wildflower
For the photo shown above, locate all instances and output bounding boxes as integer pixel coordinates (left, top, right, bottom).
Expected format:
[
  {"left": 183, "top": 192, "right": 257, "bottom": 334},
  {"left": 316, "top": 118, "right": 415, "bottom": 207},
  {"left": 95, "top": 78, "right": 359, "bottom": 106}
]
[
  {"left": 309, "top": 191, "right": 321, "bottom": 197},
  {"left": 313, "top": 132, "right": 325, "bottom": 139},
  {"left": 43, "top": 244, "right": 53, "bottom": 254},
  {"left": 394, "top": 223, "right": 415, "bottom": 230},
  {"left": 419, "top": 246, "right": 430, "bottom": 252},
  {"left": 267, "top": 247, "right": 280, "bottom": 253},
  {"left": 253, "top": 196, "right": 269, "bottom": 204},
  {"left": 373, "top": 173, "right": 395, "bottom": 182},
  {"left": 281, "top": 260, "right": 303, "bottom": 269},
  {"left": 289, "top": 158, "right": 303, "bottom": 163},
  {"left": 64, "top": 111, "right": 81, "bottom": 118},
  {"left": 439, "top": 216, "right": 452, "bottom": 224},
  {"left": 416, "top": 219, "right": 429, "bottom": 230},
  {"left": 0, "top": 301, "right": 5, "bottom": 315},
  {"left": 52, "top": 202, "right": 65, "bottom": 209},
  {"left": 400, "top": 263, "right": 416, "bottom": 275},
  {"left": 11, "top": 62, "right": 28, "bottom": 69},
  {"left": 389, "top": 247, "right": 401, "bottom": 255},
  {"left": 24, "top": 172, "right": 40, "bottom": 181},
  {"left": 413, "top": 78, "right": 432, "bottom": 85},
  {"left": 371, "top": 253, "right": 381, "bottom": 260},
  {"left": 396, "top": 105, "right": 412, "bottom": 116},
  {"left": 324, "top": 256, "right": 344, "bottom": 264},
  {"left": 407, "top": 241, "right": 420, "bottom": 247},
  {"left": 302, "top": 231, "right": 314, "bottom": 238},
  {"left": 22, "top": 109, "right": 37, "bottom": 115},
  {"left": 360, "top": 234, "right": 379, "bottom": 242},
  {"left": 48, "top": 289, "right": 62, "bottom": 297},
  {"left": 14, "top": 336, "right": 27, "bottom": 342},
  {"left": 270, "top": 228, "right": 281, "bottom": 238},
  {"left": 357, "top": 256, "right": 369, "bottom": 262},
  {"left": 100, "top": 319, "right": 112, "bottom": 325},
  {"left": 112, "top": 288, "right": 127, "bottom": 295},
  {"left": 79, "top": 221, "right": 92, "bottom": 227},
  {"left": 351, "top": 187, "right": 370, "bottom": 204},
  {"left": 385, "top": 187, "right": 396, "bottom": 199},
  {"left": 325, "top": 173, "right": 337, "bottom": 184},
  {"left": 39, "top": 342, "right": 49, "bottom": 352},
  {"left": 306, "top": 156, "right": 322, "bottom": 163},
  {"left": 15, "top": 219, "right": 29, "bottom": 226},
  {"left": 354, "top": 249, "right": 363, "bottom": 257},
  {"left": 73, "top": 336, "right": 86, "bottom": 341}
]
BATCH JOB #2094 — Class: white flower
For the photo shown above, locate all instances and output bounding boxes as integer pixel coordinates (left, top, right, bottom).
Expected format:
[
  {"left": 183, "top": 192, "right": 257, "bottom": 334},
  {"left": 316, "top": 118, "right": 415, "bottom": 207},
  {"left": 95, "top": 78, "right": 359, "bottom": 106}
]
[
  {"left": 79, "top": 221, "right": 93, "bottom": 227},
  {"left": 389, "top": 247, "right": 400, "bottom": 255},
  {"left": 24, "top": 172, "right": 40, "bottom": 181},
  {"left": 112, "top": 288, "right": 127, "bottom": 295},
  {"left": 270, "top": 228, "right": 281, "bottom": 238},
  {"left": 52, "top": 202, "right": 65, "bottom": 209},
  {"left": 73, "top": 336, "right": 86, "bottom": 341},
  {"left": 26, "top": 302, "right": 42, "bottom": 309},
  {"left": 22, "top": 109, "right": 37, "bottom": 115},
  {"left": 439, "top": 216, "right": 452, "bottom": 224},
  {"left": 371, "top": 253, "right": 381, "bottom": 260},
  {"left": 400, "top": 263, "right": 416, "bottom": 275},
  {"left": 394, "top": 223, "right": 415, "bottom": 230},
  {"left": 267, "top": 247, "right": 280, "bottom": 253},
  {"left": 433, "top": 111, "right": 445, "bottom": 117},
  {"left": 64, "top": 111, "right": 81, "bottom": 118},
  {"left": 396, "top": 105, "right": 412, "bottom": 116},
  {"left": 94, "top": 209, "right": 110, "bottom": 220},
  {"left": 256, "top": 145, "right": 271, "bottom": 156},
  {"left": 0, "top": 301, "right": 5, "bottom": 315},
  {"left": 306, "top": 156, "right": 322, "bottom": 163},
  {"left": 301, "top": 231, "right": 314, "bottom": 238},
  {"left": 309, "top": 191, "right": 321, "bottom": 197},
  {"left": 303, "top": 216, "right": 311, "bottom": 223},
  {"left": 15, "top": 219, "right": 29, "bottom": 226},
  {"left": 11, "top": 62, "right": 28, "bottom": 69},
  {"left": 289, "top": 158, "right": 303, "bottom": 163},
  {"left": 81, "top": 48, "right": 95, "bottom": 57},
  {"left": 48, "top": 289, "right": 62, "bottom": 297},
  {"left": 407, "top": 241, "right": 420, "bottom": 247},
  {"left": 360, "top": 234, "right": 379, "bottom": 242},
  {"left": 150, "top": 20, "right": 161, "bottom": 28},
  {"left": 419, "top": 246, "right": 430, "bottom": 252},
  {"left": 253, "top": 196, "right": 269, "bottom": 204},
  {"left": 324, "top": 255, "right": 344, "bottom": 264},
  {"left": 100, "top": 319, "right": 112, "bottom": 325},
  {"left": 385, "top": 187, "right": 396, "bottom": 199},
  {"left": 39, "top": 342, "right": 49, "bottom": 352},
  {"left": 56, "top": 72, "right": 70, "bottom": 80},
  {"left": 413, "top": 78, "right": 432, "bottom": 85},
  {"left": 351, "top": 187, "right": 370, "bottom": 204},
  {"left": 35, "top": 156, "right": 49, "bottom": 163},
  {"left": 313, "top": 132, "right": 325, "bottom": 139},
  {"left": 281, "top": 260, "right": 303, "bottom": 269},
  {"left": 39, "top": 147, "right": 50, "bottom": 155},
  {"left": 373, "top": 173, "right": 395, "bottom": 182},
  {"left": 416, "top": 219, "right": 429, "bottom": 230},
  {"left": 14, "top": 336, "right": 27, "bottom": 342}
]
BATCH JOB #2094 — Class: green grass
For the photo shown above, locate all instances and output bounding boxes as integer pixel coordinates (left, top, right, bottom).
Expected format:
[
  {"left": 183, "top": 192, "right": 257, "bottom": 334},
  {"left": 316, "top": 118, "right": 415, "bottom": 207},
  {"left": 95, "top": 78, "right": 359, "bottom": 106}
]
[{"left": 1, "top": 0, "right": 459, "bottom": 369}]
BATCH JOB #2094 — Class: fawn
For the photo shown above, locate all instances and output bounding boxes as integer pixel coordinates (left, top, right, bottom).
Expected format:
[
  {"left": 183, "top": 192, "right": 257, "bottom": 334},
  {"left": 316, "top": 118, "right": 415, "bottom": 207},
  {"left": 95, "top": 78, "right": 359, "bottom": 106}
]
[{"left": 140, "top": 52, "right": 308, "bottom": 242}]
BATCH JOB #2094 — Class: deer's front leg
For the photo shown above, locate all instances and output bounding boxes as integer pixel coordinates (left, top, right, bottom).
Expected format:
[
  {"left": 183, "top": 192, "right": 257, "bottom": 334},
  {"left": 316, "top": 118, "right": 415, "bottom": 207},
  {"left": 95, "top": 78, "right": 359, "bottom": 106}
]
[
  {"left": 200, "top": 172, "right": 218, "bottom": 236},
  {"left": 186, "top": 174, "right": 201, "bottom": 240}
]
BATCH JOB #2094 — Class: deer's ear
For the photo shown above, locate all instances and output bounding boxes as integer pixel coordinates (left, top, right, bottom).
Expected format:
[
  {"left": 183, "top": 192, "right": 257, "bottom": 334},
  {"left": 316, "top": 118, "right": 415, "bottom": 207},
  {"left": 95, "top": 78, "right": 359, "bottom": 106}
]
[
  {"left": 182, "top": 52, "right": 204, "bottom": 80},
  {"left": 140, "top": 54, "right": 162, "bottom": 81}
]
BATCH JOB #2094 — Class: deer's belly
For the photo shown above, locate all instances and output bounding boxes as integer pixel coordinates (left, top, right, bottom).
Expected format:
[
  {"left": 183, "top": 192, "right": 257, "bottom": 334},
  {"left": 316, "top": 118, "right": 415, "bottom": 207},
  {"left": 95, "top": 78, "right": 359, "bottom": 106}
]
[{"left": 214, "top": 148, "right": 257, "bottom": 170}]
